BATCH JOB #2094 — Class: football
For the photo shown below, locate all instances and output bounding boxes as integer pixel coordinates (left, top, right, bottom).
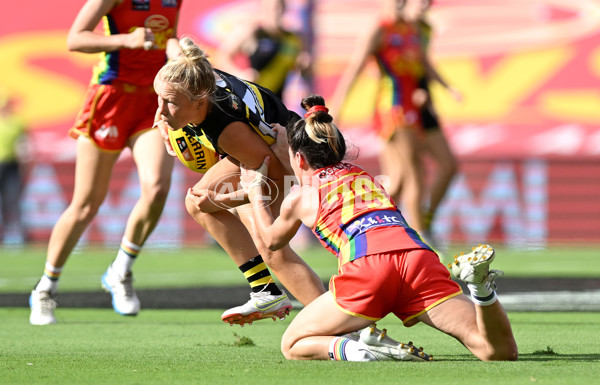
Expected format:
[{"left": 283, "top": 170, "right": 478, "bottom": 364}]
[{"left": 167, "top": 127, "right": 220, "bottom": 173}]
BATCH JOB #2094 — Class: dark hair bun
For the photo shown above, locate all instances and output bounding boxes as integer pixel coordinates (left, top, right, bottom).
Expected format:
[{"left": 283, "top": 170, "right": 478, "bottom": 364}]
[{"left": 301, "top": 94, "right": 326, "bottom": 110}]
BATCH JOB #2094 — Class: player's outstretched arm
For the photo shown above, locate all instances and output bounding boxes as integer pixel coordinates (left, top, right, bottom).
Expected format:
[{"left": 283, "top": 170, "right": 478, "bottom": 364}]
[{"left": 241, "top": 157, "right": 303, "bottom": 250}]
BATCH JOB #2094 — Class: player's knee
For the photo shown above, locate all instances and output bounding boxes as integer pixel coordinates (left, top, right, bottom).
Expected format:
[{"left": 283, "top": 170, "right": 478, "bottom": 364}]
[
  {"left": 280, "top": 333, "right": 297, "bottom": 360},
  {"left": 490, "top": 342, "right": 518, "bottom": 361},
  {"left": 479, "top": 342, "right": 519, "bottom": 361},
  {"left": 140, "top": 179, "right": 170, "bottom": 206},
  {"left": 185, "top": 195, "right": 207, "bottom": 225},
  {"left": 69, "top": 199, "right": 102, "bottom": 223},
  {"left": 280, "top": 340, "right": 293, "bottom": 360}
]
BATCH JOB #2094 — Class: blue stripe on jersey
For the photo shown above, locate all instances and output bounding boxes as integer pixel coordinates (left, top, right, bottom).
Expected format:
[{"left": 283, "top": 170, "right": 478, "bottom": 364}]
[{"left": 97, "top": 15, "right": 120, "bottom": 84}]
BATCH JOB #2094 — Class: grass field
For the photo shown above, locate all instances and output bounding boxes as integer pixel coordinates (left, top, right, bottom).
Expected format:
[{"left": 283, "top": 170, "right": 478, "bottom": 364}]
[
  {"left": 2, "top": 244, "right": 600, "bottom": 293},
  {"left": 2, "top": 244, "right": 599, "bottom": 384},
  {"left": 1, "top": 309, "right": 599, "bottom": 385}
]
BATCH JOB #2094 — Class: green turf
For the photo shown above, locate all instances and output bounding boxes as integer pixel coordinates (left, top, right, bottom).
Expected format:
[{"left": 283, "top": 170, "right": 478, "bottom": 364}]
[
  {"left": 1, "top": 244, "right": 599, "bottom": 293},
  {"left": 1, "top": 309, "right": 599, "bottom": 385}
]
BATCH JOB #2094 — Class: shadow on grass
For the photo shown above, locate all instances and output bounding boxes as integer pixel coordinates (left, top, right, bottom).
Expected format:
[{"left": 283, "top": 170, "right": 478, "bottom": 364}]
[
  {"left": 426, "top": 352, "right": 600, "bottom": 362},
  {"left": 517, "top": 353, "right": 600, "bottom": 362}
]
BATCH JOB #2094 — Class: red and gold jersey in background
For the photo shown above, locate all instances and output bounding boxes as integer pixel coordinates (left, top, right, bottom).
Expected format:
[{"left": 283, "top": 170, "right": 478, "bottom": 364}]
[
  {"left": 92, "top": 0, "right": 181, "bottom": 86},
  {"left": 373, "top": 19, "right": 426, "bottom": 137},
  {"left": 375, "top": 20, "right": 425, "bottom": 107},
  {"left": 310, "top": 163, "right": 430, "bottom": 268}
]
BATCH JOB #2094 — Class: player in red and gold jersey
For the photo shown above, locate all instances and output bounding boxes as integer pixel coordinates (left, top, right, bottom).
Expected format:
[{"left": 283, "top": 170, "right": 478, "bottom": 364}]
[
  {"left": 311, "top": 162, "right": 429, "bottom": 266},
  {"left": 241, "top": 94, "right": 517, "bottom": 362},
  {"left": 333, "top": 0, "right": 429, "bottom": 235},
  {"left": 29, "top": 0, "right": 182, "bottom": 326}
]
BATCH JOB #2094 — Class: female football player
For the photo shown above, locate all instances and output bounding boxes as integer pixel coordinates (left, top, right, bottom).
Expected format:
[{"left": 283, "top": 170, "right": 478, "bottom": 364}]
[
  {"left": 332, "top": 0, "right": 429, "bottom": 235},
  {"left": 240, "top": 94, "right": 518, "bottom": 361},
  {"left": 30, "top": 0, "right": 182, "bottom": 325},
  {"left": 153, "top": 36, "right": 325, "bottom": 326}
]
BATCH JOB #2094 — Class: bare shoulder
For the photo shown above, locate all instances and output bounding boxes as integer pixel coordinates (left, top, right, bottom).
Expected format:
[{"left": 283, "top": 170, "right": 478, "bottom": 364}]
[{"left": 282, "top": 184, "right": 319, "bottom": 228}]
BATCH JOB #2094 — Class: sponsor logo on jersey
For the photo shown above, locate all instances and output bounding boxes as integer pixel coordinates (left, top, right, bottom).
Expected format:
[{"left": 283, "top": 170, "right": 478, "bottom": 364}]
[
  {"left": 230, "top": 94, "right": 240, "bottom": 110},
  {"left": 175, "top": 137, "right": 193, "bottom": 161},
  {"left": 145, "top": 15, "right": 169, "bottom": 31},
  {"left": 344, "top": 210, "right": 406, "bottom": 238},
  {"left": 132, "top": 0, "right": 150, "bottom": 11},
  {"left": 184, "top": 130, "right": 212, "bottom": 171},
  {"left": 95, "top": 125, "right": 119, "bottom": 141}
]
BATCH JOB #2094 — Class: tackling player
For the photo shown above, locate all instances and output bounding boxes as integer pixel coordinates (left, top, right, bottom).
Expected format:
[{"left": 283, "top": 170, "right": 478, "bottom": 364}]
[{"left": 240, "top": 94, "right": 518, "bottom": 362}]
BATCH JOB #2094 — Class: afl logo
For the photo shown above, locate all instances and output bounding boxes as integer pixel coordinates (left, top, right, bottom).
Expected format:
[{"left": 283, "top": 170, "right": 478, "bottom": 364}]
[{"left": 145, "top": 15, "right": 169, "bottom": 32}]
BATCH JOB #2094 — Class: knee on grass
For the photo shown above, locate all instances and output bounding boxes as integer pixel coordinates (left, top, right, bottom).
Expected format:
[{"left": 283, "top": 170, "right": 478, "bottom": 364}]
[{"left": 477, "top": 343, "right": 519, "bottom": 362}]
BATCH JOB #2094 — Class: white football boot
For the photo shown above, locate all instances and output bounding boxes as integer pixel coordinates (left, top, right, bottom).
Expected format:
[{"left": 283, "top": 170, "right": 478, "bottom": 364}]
[
  {"left": 449, "top": 244, "right": 499, "bottom": 283},
  {"left": 221, "top": 289, "right": 292, "bottom": 326},
  {"left": 101, "top": 265, "right": 140, "bottom": 316},
  {"left": 29, "top": 290, "right": 57, "bottom": 325},
  {"left": 357, "top": 324, "right": 432, "bottom": 361}
]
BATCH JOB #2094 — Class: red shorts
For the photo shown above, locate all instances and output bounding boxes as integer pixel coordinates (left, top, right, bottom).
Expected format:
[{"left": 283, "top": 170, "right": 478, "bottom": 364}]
[
  {"left": 375, "top": 105, "right": 421, "bottom": 141},
  {"left": 329, "top": 249, "right": 462, "bottom": 324},
  {"left": 69, "top": 81, "right": 157, "bottom": 151}
]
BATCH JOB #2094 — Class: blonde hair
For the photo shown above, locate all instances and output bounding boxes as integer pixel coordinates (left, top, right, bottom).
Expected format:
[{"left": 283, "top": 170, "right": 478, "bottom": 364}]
[{"left": 156, "top": 37, "right": 216, "bottom": 101}]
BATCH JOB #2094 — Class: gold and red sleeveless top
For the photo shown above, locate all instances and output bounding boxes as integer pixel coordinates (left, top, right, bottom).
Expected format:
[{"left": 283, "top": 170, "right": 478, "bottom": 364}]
[
  {"left": 310, "top": 163, "right": 430, "bottom": 268},
  {"left": 374, "top": 19, "right": 425, "bottom": 108},
  {"left": 92, "top": 0, "right": 181, "bottom": 86}
]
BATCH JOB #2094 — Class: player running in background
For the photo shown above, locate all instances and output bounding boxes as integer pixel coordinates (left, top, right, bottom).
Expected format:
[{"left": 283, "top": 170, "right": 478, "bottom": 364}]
[
  {"left": 218, "top": 0, "right": 316, "bottom": 251},
  {"left": 240, "top": 94, "right": 518, "bottom": 362},
  {"left": 332, "top": 0, "right": 428, "bottom": 235},
  {"left": 413, "top": 0, "right": 461, "bottom": 244},
  {"left": 0, "top": 92, "right": 28, "bottom": 246},
  {"left": 153, "top": 37, "right": 325, "bottom": 326},
  {"left": 218, "top": 0, "right": 311, "bottom": 101},
  {"left": 29, "top": 0, "right": 182, "bottom": 325}
]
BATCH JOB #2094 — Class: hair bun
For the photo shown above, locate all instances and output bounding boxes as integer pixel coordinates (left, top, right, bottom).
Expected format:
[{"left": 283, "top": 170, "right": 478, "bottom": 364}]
[{"left": 304, "top": 105, "right": 329, "bottom": 119}]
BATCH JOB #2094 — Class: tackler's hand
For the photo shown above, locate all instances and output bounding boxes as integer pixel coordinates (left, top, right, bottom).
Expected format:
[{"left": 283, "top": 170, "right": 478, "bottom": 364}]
[
  {"left": 271, "top": 124, "right": 293, "bottom": 175},
  {"left": 240, "top": 156, "right": 270, "bottom": 194}
]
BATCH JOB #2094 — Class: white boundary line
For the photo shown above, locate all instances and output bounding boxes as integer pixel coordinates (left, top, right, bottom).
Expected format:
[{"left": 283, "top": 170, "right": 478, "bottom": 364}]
[{"left": 499, "top": 290, "right": 600, "bottom": 311}]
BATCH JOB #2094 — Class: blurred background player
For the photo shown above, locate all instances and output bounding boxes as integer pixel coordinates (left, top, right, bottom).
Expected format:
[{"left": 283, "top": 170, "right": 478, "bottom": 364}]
[
  {"left": 0, "top": 91, "right": 28, "bottom": 246},
  {"left": 29, "top": 0, "right": 182, "bottom": 325},
  {"left": 154, "top": 37, "right": 325, "bottom": 326},
  {"left": 241, "top": 94, "right": 517, "bottom": 362},
  {"left": 332, "top": 0, "right": 428, "bottom": 235},
  {"left": 413, "top": 0, "right": 461, "bottom": 244},
  {"left": 218, "top": 0, "right": 312, "bottom": 101},
  {"left": 218, "top": 0, "right": 316, "bottom": 250}
]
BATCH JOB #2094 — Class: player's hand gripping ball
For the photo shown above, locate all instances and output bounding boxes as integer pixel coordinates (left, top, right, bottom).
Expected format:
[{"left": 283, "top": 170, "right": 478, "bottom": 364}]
[{"left": 167, "top": 127, "right": 219, "bottom": 173}]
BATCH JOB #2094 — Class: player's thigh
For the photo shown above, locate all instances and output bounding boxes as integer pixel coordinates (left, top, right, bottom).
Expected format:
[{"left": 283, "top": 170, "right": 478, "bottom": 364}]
[
  {"left": 71, "top": 137, "right": 120, "bottom": 208},
  {"left": 416, "top": 294, "right": 479, "bottom": 342},
  {"left": 283, "top": 292, "right": 373, "bottom": 347},
  {"left": 130, "top": 128, "right": 174, "bottom": 190}
]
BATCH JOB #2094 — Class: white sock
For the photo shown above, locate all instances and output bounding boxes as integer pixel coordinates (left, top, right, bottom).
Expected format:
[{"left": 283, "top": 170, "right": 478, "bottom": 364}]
[
  {"left": 111, "top": 237, "right": 141, "bottom": 277},
  {"left": 35, "top": 275, "right": 58, "bottom": 294},
  {"left": 467, "top": 282, "right": 498, "bottom": 306},
  {"left": 328, "top": 337, "right": 376, "bottom": 361},
  {"left": 35, "top": 262, "right": 62, "bottom": 293}
]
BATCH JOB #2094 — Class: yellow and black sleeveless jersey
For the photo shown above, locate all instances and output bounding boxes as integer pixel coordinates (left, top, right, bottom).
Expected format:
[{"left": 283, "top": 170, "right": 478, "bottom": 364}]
[
  {"left": 187, "top": 69, "right": 300, "bottom": 155},
  {"left": 248, "top": 28, "right": 303, "bottom": 99}
]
